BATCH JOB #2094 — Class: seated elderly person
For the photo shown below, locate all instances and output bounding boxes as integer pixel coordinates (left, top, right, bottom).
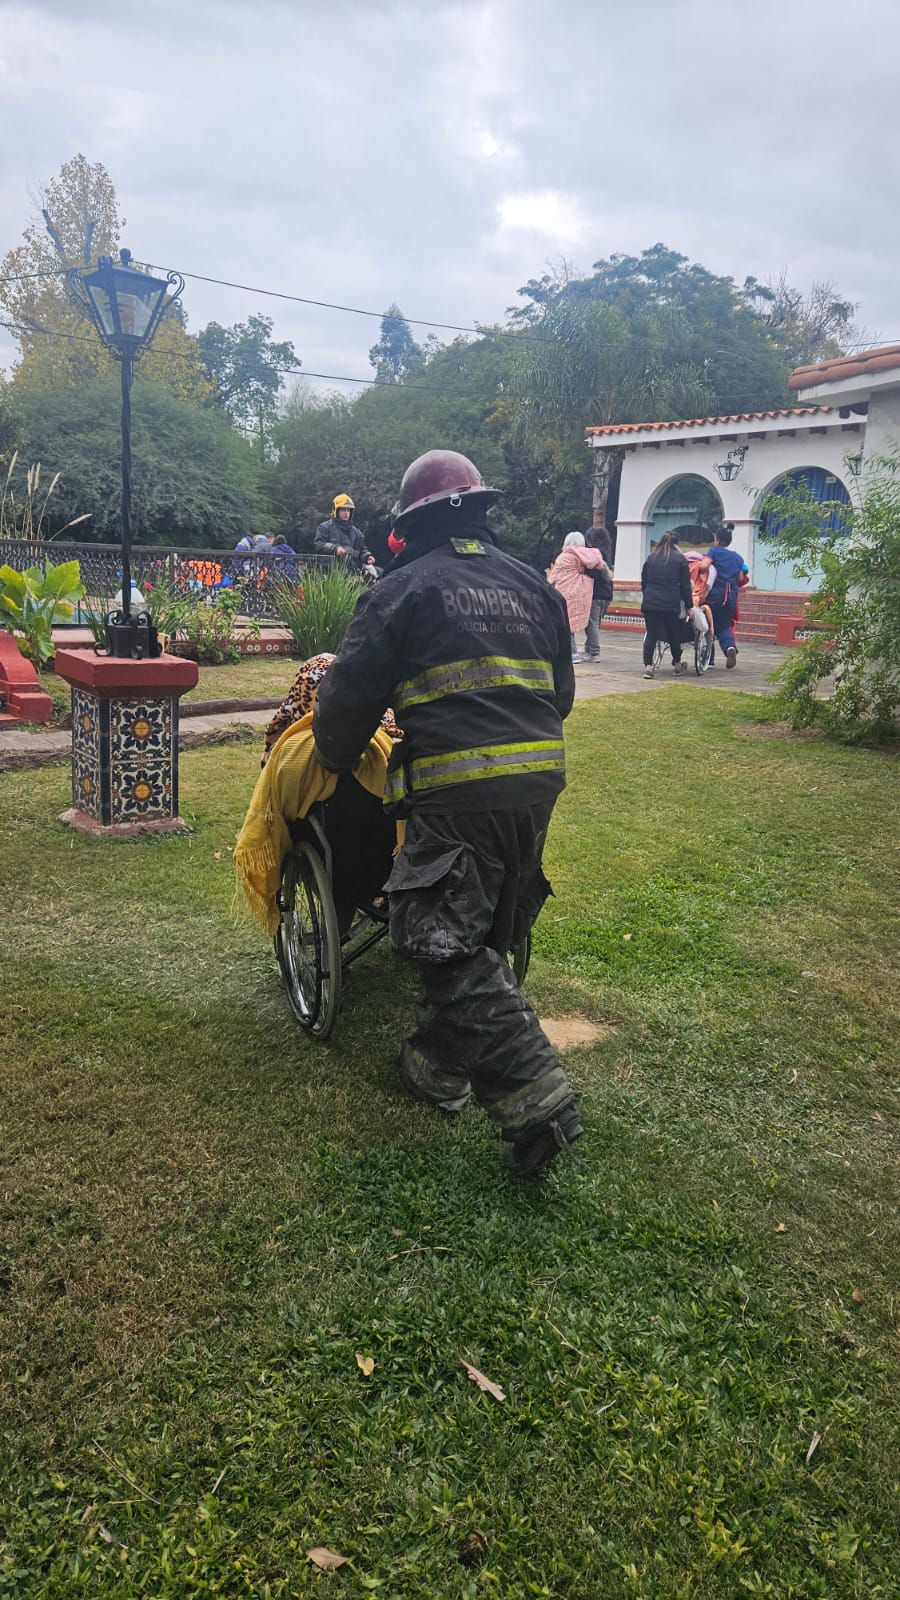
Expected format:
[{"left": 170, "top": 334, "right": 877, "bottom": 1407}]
[{"left": 236, "top": 653, "right": 401, "bottom": 937}]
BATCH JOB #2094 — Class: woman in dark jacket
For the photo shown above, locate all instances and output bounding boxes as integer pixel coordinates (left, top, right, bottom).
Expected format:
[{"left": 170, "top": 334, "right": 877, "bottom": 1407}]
[{"left": 640, "top": 531, "right": 693, "bottom": 678}]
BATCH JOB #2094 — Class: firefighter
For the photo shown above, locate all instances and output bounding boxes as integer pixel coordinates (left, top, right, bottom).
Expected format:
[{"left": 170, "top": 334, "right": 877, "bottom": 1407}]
[
  {"left": 313, "top": 449, "right": 583, "bottom": 1178},
  {"left": 314, "top": 493, "right": 371, "bottom": 568}
]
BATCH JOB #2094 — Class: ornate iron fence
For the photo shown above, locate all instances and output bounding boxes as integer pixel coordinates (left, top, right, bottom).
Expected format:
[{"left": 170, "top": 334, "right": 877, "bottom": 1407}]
[{"left": 0, "top": 537, "right": 327, "bottom": 622}]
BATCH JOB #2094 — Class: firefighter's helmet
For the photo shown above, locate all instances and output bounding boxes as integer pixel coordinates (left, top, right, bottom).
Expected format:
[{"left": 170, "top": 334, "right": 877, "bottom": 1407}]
[{"left": 391, "top": 450, "right": 500, "bottom": 526}]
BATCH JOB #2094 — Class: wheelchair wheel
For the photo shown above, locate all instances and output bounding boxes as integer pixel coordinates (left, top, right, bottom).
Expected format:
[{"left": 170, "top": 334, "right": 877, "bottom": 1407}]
[
  {"left": 510, "top": 931, "right": 531, "bottom": 986},
  {"left": 276, "top": 841, "right": 342, "bottom": 1039},
  {"left": 694, "top": 626, "right": 714, "bottom": 675},
  {"left": 643, "top": 631, "right": 667, "bottom": 669}
]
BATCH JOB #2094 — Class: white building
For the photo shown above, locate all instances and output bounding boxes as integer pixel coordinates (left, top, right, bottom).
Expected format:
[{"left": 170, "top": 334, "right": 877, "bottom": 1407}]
[
  {"left": 789, "top": 342, "right": 900, "bottom": 477},
  {"left": 586, "top": 404, "right": 865, "bottom": 593}
]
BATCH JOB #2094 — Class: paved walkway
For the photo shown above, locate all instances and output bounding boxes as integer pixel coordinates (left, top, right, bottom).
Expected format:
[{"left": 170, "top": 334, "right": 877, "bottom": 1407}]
[
  {"left": 572, "top": 634, "right": 787, "bottom": 700},
  {"left": 0, "top": 639, "right": 789, "bottom": 769}
]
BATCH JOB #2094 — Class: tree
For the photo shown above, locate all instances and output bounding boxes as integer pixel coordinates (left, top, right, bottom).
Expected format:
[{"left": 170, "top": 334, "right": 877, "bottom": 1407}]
[
  {"left": 744, "top": 271, "right": 860, "bottom": 368},
  {"left": 0, "top": 154, "right": 209, "bottom": 402},
  {"left": 198, "top": 313, "right": 298, "bottom": 445},
  {"left": 509, "top": 297, "right": 713, "bottom": 524},
  {"left": 368, "top": 304, "right": 423, "bottom": 383},
  {"left": 14, "top": 375, "right": 272, "bottom": 546},
  {"left": 513, "top": 244, "right": 792, "bottom": 414}
]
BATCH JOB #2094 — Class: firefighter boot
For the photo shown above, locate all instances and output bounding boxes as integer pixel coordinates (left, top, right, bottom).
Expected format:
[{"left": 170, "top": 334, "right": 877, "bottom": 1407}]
[{"left": 505, "top": 1100, "right": 584, "bottom": 1179}]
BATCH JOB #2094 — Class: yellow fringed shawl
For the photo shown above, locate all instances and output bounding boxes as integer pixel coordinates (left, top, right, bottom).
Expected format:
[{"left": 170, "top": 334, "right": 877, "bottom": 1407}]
[{"left": 234, "top": 712, "right": 393, "bottom": 935}]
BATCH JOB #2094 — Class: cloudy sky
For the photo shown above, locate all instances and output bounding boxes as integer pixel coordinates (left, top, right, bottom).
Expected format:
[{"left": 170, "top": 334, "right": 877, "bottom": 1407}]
[{"left": 1, "top": 0, "right": 898, "bottom": 391}]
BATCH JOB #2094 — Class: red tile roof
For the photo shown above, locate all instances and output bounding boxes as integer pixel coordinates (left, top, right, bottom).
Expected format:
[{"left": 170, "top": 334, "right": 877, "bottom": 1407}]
[
  {"left": 789, "top": 344, "right": 900, "bottom": 390},
  {"left": 585, "top": 406, "right": 830, "bottom": 437}
]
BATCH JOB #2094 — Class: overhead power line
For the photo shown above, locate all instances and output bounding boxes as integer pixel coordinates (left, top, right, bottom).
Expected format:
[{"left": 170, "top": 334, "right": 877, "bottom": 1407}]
[{"left": 1, "top": 258, "right": 898, "bottom": 352}]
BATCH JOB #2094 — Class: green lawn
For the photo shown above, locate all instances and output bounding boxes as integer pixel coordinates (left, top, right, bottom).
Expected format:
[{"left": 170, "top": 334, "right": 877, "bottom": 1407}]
[{"left": 0, "top": 691, "right": 897, "bottom": 1599}]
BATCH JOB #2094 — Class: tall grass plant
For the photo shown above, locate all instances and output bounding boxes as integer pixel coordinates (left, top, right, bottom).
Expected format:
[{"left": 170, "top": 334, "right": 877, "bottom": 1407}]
[{"left": 273, "top": 562, "right": 367, "bottom": 657}]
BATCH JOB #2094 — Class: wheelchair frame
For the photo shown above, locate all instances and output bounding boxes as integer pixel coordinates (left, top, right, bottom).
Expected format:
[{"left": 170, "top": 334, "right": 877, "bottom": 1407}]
[
  {"left": 645, "top": 607, "right": 715, "bottom": 676},
  {"left": 275, "top": 810, "right": 531, "bottom": 1041}
]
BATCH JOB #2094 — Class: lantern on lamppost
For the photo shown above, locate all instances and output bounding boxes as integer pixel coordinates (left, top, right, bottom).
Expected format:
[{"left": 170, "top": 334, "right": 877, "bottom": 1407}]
[
  {"left": 843, "top": 446, "right": 864, "bottom": 479},
  {"left": 68, "top": 249, "right": 184, "bottom": 657},
  {"left": 714, "top": 445, "right": 748, "bottom": 483}
]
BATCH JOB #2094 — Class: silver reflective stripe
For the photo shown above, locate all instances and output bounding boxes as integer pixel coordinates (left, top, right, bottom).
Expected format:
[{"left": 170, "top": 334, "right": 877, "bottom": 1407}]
[{"left": 395, "top": 655, "right": 554, "bottom": 712}]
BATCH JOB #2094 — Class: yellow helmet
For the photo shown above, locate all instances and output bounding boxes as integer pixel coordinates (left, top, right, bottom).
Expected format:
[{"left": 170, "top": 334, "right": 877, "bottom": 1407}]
[{"left": 332, "top": 493, "right": 355, "bottom": 515}]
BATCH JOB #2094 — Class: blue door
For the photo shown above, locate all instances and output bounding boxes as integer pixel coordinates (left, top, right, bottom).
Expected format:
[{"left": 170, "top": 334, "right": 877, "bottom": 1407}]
[{"left": 754, "top": 467, "right": 850, "bottom": 592}]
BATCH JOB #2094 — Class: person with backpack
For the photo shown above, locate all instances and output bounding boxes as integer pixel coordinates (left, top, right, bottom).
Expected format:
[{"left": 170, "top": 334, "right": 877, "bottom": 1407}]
[
  {"left": 640, "top": 530, "right": 693, "bottom": 678},
  {"left": 705, "top": 525, "right": 749, "bottom": 668}
]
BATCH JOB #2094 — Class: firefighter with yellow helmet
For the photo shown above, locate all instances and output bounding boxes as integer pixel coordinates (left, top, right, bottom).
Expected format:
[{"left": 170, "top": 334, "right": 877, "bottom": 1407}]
[{"left": 314, "top": 493, "right": 372, "bottom": 568}]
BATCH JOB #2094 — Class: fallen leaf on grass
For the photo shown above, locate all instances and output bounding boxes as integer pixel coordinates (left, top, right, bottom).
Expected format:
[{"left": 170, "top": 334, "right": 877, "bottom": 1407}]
[
  {"left": 851, "top": 1288, "right": 865, "bottom": 1303},
  {"left": 622, "top": 932, "right": 633, "bottom": 942},
  {"left": 355, "top": 1353, "right": 375, "bottom": 1376},
  {"left": 805, "top": 1431, "right": 822, "bottom": 1464},
  {"left": 307, "top": 1546, "right": 348, "bottom": 1570},
  {"left": 775, "top": 1222, "right": 787, "bottom": 1233},
  {"left": 460, "top": 1358, "right": 505, "bottom": 1401},
  {"left": 98, "top": 1525, "right": 128, "bottom": 1550},
  {"left": 458, "top": 1530, "right": 488, "bottom": 1567}
]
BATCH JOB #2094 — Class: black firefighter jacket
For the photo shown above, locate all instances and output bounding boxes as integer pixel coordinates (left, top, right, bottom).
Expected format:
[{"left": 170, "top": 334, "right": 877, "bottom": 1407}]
[
  {"left": 314, "top": 518, "right": 371, "bottom": 565},
  {"left": 313, "top": 525, "right": 575, "bottom": 815}
]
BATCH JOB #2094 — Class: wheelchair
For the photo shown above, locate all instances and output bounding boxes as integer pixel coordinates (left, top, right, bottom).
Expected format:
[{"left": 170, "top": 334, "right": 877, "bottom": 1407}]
[
  {"left": 645, "top": 605, "right": 715, "bottom": 675},
  {"left": 274, "top": 774, "right": 530, "bottom": 1040}
]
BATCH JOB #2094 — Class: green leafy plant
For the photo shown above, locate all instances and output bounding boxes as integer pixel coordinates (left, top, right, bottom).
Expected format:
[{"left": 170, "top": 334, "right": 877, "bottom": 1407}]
[
  {"left": 175, "top": 585, "right": 250, "bottom": 665},
  {"left": 272, "top": 564, "right": 367, "bottom": 657},
  {"left": 0, "top": 558, "right": 85, "bottom": 665},
  {"left": 764, "top": 461, "right": 900, "bottom": 743}
]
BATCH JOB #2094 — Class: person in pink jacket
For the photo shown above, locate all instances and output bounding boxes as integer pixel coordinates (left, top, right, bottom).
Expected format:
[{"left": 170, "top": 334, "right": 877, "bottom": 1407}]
[{"left": 547, "top": 532, "right": 610, "bottom": 663}]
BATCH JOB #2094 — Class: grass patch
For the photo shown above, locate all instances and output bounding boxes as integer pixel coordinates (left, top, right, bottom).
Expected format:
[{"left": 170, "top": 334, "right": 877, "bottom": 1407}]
[{"left": 0, "top": 690, "right": 897, "bottom": 1597}]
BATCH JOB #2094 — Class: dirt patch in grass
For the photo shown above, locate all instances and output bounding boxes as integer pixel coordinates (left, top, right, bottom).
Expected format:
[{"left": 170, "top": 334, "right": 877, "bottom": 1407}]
[
  {"left": 737, "top": 720, "right": 826, "bottom": 743},
  {"left": 539, "top": 1016, "right": 609, "bottom": 1049}
]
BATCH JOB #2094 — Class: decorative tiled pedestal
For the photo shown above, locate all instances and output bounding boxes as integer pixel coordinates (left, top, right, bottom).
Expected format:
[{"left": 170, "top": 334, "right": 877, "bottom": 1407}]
[{"left": 54, "top": 649, "right": 199, "bottom": 836}]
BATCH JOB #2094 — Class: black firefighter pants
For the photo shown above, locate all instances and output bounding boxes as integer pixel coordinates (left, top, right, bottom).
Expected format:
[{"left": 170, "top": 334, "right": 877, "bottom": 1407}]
[{"left": 385, "top": 802, "right": 575, "bottom": 1139}]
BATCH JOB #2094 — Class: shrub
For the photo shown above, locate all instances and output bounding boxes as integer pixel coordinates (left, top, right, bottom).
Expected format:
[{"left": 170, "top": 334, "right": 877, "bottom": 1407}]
[
  {"left": 765, "top": 461, "right": 900, "bottom": 742},
  {"left": 175, "top": 587, "right": 247, "bottom": 665},
  {"left": 273, "top": 563, "right": 367, "bottom": 657},
  {"left": 0, "top": 558, "right": 85, "bottom": 666}
]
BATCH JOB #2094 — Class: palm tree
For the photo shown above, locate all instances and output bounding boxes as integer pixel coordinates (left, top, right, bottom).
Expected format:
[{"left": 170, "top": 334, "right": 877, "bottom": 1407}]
[{"left": 510, "top": 300, "right": 713, "bottom": 525}]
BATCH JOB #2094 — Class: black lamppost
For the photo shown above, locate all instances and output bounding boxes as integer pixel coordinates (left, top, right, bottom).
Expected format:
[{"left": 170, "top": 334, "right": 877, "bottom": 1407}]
[{"left": 68, "top": 249, "right": 184, "bottom": 656}]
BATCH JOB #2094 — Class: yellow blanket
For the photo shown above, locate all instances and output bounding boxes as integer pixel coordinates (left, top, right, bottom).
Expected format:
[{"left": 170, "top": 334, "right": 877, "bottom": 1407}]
[{"left": 234, "top": 713, "right": 393, "bottom": 935}]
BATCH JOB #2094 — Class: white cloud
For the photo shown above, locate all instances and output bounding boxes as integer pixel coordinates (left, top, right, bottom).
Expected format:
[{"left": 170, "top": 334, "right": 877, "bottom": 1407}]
[{"left": 499, "top": 191, "right": 583, "bottom": 243}]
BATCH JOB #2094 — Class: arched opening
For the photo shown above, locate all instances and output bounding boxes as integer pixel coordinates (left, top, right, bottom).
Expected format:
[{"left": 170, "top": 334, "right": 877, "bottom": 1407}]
[
  {"left": 646, "top": 475, "right": 723, "bottom": 558},
  {"left": 755, "top": 466, "right": 851, "bottom": 591}
]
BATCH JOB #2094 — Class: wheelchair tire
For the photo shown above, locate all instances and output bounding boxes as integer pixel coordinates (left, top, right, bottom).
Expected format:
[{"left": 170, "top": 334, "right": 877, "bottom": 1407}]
[
  {"left": 276, "top": 841, "right": 342, "bottom": 1039},
  {"left": 510, "top": 931, "right": 531, "bottom": 986},
  {"left": 694, "top": 627, "right": 714, "bottom": 674}
]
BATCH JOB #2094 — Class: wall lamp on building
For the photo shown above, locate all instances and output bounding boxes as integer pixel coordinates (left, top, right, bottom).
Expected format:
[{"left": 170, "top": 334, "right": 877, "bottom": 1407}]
[
  {"left": 67, "top": 249, "right": 184, "bottom": 657},
  {"left": 714, "top": 445, "right": 748, "bottom": 482},
  {"left": 843, "top": 446, "right": 864, "bottom": 478}
]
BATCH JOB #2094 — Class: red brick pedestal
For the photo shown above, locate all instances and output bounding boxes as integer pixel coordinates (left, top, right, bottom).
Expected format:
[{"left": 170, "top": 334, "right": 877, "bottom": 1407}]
[{"left": 54, "top": 649, "right": 199, "bottom": 836}]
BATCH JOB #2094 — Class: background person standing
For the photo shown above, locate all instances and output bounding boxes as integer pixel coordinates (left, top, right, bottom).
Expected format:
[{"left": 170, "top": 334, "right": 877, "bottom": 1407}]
[
  {"left": 584, "top": 526, "right": 615, "bottom": 660},
  {"left": 547, "top": 531, "right": 610, "bottom": 663},
  {"left": 314, "top": 493, "right": 371, "bottom": 568},
  {"left": 640, "top": 531, "right": 693, "bottom": 678}
]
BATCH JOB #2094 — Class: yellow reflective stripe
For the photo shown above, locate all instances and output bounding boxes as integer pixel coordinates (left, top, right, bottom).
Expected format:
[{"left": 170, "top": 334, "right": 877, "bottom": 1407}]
[
  {"left": 413, "top": 739, "right": 562, "bottom": 772},
  {"left": 395, "top": 656, "right": 553, "bottom": 712},
  {"left": 384, "top": 739, "right": 565, "bottom": 804}
]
